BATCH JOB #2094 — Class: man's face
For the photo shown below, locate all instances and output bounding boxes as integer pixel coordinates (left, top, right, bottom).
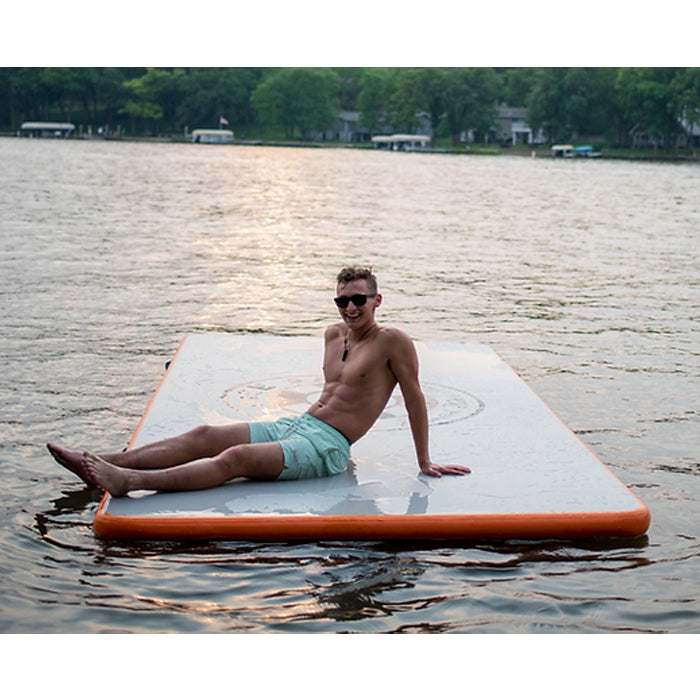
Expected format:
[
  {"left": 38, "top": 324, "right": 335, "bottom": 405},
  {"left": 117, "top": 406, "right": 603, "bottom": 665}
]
[{"left": 335, "top": 278, "right": 382, "bottom": 330}]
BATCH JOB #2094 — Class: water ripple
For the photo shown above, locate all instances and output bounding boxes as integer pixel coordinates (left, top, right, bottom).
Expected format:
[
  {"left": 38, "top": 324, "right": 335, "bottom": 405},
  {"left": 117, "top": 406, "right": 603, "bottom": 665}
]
[{"left": 1, "top": 139, "right": 698, "bottom": 632}]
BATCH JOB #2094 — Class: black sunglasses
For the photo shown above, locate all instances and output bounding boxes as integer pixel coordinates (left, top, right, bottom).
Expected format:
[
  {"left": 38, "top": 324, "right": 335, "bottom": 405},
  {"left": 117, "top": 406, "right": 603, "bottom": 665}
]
[{"left": 334, "top": 293, "right": 377, "bottom": 308}]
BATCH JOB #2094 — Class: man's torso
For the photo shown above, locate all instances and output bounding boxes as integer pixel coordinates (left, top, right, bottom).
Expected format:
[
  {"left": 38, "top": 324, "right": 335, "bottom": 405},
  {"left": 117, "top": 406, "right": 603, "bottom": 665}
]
[{"left": 307, "top": 323, "right": 401, "bottom": 443}]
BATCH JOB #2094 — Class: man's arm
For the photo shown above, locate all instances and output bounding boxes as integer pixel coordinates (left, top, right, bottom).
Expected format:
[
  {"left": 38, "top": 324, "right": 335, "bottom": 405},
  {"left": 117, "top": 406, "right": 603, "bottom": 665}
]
[{"left": 387, "top": 330, "right": 470, "bottom": 477}]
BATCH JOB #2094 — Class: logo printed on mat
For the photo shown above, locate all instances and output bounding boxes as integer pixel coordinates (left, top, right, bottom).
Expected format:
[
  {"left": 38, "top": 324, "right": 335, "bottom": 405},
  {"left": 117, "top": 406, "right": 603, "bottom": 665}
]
[{"left": 222, "top": 375, "right": 484, "bottom": 431}]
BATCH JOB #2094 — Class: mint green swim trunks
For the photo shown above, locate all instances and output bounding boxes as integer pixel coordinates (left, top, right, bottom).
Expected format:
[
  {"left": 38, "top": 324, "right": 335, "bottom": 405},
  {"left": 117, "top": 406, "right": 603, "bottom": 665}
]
[{"left": 248, "top": 413, "right": 351, "bottom": 480}]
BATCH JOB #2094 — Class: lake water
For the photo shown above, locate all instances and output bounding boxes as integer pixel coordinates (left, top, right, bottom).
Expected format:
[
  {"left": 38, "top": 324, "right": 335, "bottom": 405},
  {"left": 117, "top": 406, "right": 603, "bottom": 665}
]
[{"left": 1, "top": 138, "right": 698, "bottom": 634}]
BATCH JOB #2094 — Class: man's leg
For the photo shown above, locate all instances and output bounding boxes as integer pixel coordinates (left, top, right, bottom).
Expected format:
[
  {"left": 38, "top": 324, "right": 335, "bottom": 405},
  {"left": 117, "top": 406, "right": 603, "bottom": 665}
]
[
  {"left": 101, "top": 423, "right": 252, "bottom": 468},
  {"left": 47, "top": 422, "right": 252, "bottom": 486},
  {"left": 83, "top": 440, "right": 285, "bottom": 497}
]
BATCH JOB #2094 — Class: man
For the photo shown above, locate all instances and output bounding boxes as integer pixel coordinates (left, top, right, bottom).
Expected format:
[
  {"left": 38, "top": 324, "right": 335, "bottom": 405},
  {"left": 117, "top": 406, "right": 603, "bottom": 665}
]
[{"left": 47, "top": 267, "right": 470, "bottom": 496}]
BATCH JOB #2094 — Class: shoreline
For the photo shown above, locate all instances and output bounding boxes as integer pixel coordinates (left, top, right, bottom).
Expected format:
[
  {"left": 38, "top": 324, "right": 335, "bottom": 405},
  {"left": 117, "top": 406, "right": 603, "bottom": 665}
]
[{"left": 1, "top": 133, "right": 697, "bottom": 162}]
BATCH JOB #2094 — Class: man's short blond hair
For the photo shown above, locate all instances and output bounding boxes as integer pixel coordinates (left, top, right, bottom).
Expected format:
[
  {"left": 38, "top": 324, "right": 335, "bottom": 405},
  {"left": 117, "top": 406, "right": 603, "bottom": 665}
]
[{"left": 336, "top": 267, "right": 378, "bottom": 294}]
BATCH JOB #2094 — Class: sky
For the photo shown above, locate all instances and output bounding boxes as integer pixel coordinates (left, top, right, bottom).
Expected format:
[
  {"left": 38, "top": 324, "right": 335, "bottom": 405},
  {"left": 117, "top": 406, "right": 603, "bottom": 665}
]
[{"left": 3, "top": 1, "right": 696, "bottom": 67}]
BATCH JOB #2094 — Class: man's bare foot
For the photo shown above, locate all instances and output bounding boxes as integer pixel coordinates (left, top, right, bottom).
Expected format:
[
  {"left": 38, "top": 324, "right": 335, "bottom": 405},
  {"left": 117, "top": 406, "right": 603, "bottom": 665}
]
[
  {"left": 47, "top": 442, "right": 96, "bottom": 486},
  {"left": 82, "top": 452, "right": 131, "bottom": 497}
]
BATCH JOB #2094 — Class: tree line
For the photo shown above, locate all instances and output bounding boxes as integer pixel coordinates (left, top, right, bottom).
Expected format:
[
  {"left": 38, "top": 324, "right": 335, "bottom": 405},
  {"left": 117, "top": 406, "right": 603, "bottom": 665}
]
[{"left": 2, "top": 67, "right": 699, "bottom": 149}]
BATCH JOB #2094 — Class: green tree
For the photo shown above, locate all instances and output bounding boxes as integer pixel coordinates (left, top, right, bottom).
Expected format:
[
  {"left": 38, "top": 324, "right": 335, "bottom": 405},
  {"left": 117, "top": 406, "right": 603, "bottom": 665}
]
[
  {"left": 0, "top": 68, "right": 39, "bottom": 127},
  {"left": 615, "top": 68, "right": 689, "bottom": 150},
  {"left": 5, "top": 68, "right": 50, "bottom": 122},
  {"left": 0, "top": 69, "right": 12, "bottom": 127},
  {"left": 121, "top": 68, "right": 185, "bottom": 134},
  {"left": 251, "top": 67, "right": 340, "bottom": 139},
  {"left": 176, "top": 68, "right": 265, "bottom": 133},
  {"left": 357, "top": 67, "right": 395, "bottom": 134},
  {"left": 526, "top": 68, "right": 612, "bottom": 143},
  {"left": 527, "top": 68, "right": 573, "bottom": 143},
  {"left": 673, "top": 68, "right": 700, "bottom": 145},
  {"left": 93, "top": 68, "right": 136, "bottom": 130},
  {"left": 502, "top": 67, "right": 539, "bottom": 106},
  {"left": 389, "top": 67, "right": 501, "bottom": 144},
  {"left": 441, "top": 67, "right": 501, "bottom": 144},
  {"left": 335, "top": 67, "right": 364, "bottom": 110},
  {"left": 390, "top": 67, "right": 445, "bottom": 135},
  {"left": 39, "top": 68, "right": 84, "bottom": 121}
]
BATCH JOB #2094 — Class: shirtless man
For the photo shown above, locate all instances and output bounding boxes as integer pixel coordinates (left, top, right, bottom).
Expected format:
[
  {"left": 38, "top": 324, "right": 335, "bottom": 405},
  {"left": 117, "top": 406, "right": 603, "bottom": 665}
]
[{"left": 47, "top": 267, "right": 469, "bottom": 496}]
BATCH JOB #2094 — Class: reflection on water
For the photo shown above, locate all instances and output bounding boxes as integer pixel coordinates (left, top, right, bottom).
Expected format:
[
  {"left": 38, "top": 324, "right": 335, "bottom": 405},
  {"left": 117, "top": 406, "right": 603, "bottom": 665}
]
[{"left": 1, "top": 138, "right": 699, "bottom": 633}]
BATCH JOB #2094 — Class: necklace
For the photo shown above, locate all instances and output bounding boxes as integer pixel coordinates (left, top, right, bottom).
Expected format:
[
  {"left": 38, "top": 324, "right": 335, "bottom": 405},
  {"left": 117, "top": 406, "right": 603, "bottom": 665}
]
[{"left": 342, "top": 324, "right": 377, "bottom": 362}]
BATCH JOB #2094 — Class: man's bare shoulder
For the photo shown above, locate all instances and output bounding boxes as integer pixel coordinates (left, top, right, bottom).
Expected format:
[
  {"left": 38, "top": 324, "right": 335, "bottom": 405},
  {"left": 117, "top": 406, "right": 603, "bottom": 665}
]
[
  {"left": 377, "top": 325, "right": 414, "bottom": 346},
  {"left": 377, "top": 326, "right": 418, "bottom": 359},
  {"left": 324, "top": 322, "right": 345, "bottom": 340},
  {"left": 377, "top": 327, "right": 419, "bottom": 381}
]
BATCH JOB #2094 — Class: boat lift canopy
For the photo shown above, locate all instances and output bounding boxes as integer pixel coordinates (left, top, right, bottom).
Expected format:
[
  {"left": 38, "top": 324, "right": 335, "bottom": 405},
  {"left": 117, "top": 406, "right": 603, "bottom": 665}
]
[
  {"left": 191, "top": 129, "right": 234, "bottom": 144},
  {"left": 20, "top": 122, "right": 75, "bottom": 137},
  {"left": 371, "top": 134, "right": 430, "bottom": 150}
]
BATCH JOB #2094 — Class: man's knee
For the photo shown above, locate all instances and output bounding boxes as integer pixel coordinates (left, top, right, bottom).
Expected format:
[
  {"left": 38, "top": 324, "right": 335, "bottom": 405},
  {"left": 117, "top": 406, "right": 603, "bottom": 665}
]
[
  {"left": 188, "top": 424, "right": 212, "bottom": 441},
  {"left": 214, "top": 443, "right": 283, "bottom": 481},
  {"left": 186, "top": 424, "right": 218, "bottom": 452},
  {"left": 187, "top": 423, "right": 249, "bottom": 456}
]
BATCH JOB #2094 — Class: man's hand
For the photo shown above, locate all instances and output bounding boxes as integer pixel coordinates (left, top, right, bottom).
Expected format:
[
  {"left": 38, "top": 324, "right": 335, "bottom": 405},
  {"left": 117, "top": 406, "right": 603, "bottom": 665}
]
[{"left": 420, "top": 462, "right": 471, "bottom": 477}]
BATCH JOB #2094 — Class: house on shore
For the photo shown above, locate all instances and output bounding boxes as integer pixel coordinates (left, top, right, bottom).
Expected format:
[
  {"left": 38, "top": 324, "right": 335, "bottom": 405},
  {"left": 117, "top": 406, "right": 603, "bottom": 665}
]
[
  {"left": 313, "top": 110, "right": 431, "bottom": 144},
  {"left": 490, "top": 107, "right": 544, "bottom": 145},
  {"left": 629, "top": 120, "right": 700, "bottom": 149},
  {"left": 323, "top": 111, "right": 371, "bottom": 142},
  {"left": 460, "top": 106, "right": 545, "bottom": 146},
  {"left": 314, "top": 111, "right": 387, "bottom": 143}
]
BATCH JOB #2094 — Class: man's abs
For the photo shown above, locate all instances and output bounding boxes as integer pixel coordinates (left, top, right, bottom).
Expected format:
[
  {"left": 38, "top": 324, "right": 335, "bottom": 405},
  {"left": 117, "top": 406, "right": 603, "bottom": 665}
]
[{"left": 307, "top": 377, "right": 396, "bottom": 444}]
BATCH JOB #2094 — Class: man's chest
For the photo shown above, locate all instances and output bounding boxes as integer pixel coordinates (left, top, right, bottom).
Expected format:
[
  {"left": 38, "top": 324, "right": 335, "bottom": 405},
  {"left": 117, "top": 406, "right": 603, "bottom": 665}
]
[{"left": 324, "top": 343, "right": 394, "bottom": 387}]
